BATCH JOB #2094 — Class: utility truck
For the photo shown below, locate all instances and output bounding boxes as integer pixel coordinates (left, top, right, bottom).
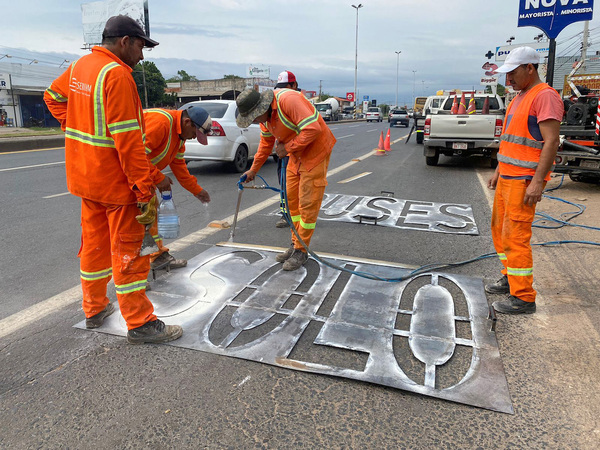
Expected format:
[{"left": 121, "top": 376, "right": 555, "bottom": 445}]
[
  {"left": 315, "top": 98, "right": 340, "bottom": 121},
  {"left": 423, "top": 94, "right": 505, "bottom": 167}
]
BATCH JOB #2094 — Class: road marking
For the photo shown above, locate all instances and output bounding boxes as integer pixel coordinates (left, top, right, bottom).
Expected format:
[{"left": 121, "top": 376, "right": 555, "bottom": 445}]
[
  {"left": 367, "top": 129, "right": 379, "bottom": 133},
  {"left": 0, "top": 149, "right": 377, "bottom": 336},
  {"left": 0, "top": 161, "right": 65, "bottom": 172},
  {"left": 338, "top": 172, "right": 372, "bottom": 183},
  {"left": 348, "top": 124, "right": 360, "bottom": 128},
  {"left": 0, "top": 147, "right": 64, "bottom": 155},
  {"left": 43, "top": 192, "right": 70, "bottom": 199},
  {"left": 337, "top": 134, "right": 354, "bottom": 139},
  {"left": 392, "top": 136, "right": 406, "bottom": 145}
]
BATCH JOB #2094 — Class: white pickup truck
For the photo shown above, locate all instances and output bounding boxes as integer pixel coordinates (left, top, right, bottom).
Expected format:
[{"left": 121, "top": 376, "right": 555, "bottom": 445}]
[{"left": 423, "top": 94, "right": 505, "bottom": 167}]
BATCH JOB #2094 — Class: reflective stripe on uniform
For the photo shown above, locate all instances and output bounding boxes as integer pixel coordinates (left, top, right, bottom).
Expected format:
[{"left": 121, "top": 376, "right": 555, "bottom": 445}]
[
  {"left": 297, "top": 110, "right": 319, "bottom": 130},
  {"left": 291, "top": 214, "right": 301, "bottom": 223},
  {"left": 501, "top": 134, "right": 544, "bottom": 150},
  {"left": 497, "top": 252, "right": 507, "bottom": 261},
  {"left": 108, "top": 119, "right": 140, "bottom": 134},
  {"left": 299, "top": 219, "right": 316, "bottom": 230},
  {"left": 115, "top": 279, "right": 147, "bottom": 295},
  {"left": 507, "top": 267, "right": 533, "bottom": 276},
  {"left": 45, "top": 88, "right": 67, "bottom": 103},
  {"left": 65, "top": 128, "right": 116, "bottom": 147},
  {"left": 497, "top": 153, "right": 539, "bottom": 169},
  {"left": 261, "top": 130, "right": 273, "bottom": 137},
  {"left": 145, "top": 109, "right": 174, "bottom": 165},
  {"left": 80, "top": 267, "right": 112, "bottom": 281},
  {"left": 275, "top": 89, "right": 300, "bottom": 134},
  {"left": 94, "top": 62, "right": 120, "bottom": 136}
]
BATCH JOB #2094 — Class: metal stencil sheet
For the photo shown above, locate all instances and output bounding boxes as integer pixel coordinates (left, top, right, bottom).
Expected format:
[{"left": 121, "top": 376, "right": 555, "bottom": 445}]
[
  {"left": 271, "top": 193, "right": 479, "bottom": 235},
  {"left": 75, "top": 245, "right": 512, "bottom": 413}
]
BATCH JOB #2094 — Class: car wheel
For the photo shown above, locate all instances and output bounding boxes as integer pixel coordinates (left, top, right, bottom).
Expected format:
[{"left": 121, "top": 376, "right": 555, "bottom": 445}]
[
  {"left": 231, "top": 145, "right": 249, "bottom": 173},
  {"left": 425, "top": 149, "right": 439, "bottom": 166}
]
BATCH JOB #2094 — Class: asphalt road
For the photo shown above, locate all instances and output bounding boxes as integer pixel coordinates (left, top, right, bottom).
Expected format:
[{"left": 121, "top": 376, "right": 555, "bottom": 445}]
[{"left": 1, "top": 120, "right": 598, "bottom": 448}]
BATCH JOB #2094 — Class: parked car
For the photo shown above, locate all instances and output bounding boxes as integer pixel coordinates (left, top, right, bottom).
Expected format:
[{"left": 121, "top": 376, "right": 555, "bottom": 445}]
[
  {"left": 366, "top": 107, "right": 383, "bottom": 122},
  {"left": 388, "top": 109, "right": 409, "bottom": 127},
  {"left": 182, "top": 100, "right": 272, "bottom": 172}
]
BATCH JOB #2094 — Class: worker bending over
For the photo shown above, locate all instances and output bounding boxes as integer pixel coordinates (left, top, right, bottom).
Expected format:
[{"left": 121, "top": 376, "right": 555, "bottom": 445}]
[
  {"left": 236, "top": 87, "right": 336, "bottom": 271},
  {"left": 44, "top": 15, "right": 182, "bottom": 344},
  {"left": 144, "top": 105, "right": 212, "bottom": 269},
  {"left": 486, "top": 47, "right": 563, "bottom": 314}
]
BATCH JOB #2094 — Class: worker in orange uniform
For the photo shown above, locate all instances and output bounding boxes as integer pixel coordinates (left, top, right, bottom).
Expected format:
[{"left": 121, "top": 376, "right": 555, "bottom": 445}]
[
  {"left": 236, "top": 87, "right": 336, "bottom": 271},
  {"left": 144, "top": 105, "right": 212, "bottom": 269},
  {"left": 486, "top": 47, "right": 563, "bottom": 314},
  {"left": 44, "top": 15, "right": 182, "bottom": 344}
]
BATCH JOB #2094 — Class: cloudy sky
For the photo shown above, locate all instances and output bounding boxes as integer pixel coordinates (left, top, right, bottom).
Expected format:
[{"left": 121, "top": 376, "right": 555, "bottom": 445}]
[{"left": 3, "top": 0, "right": 600, "bottom": 105}]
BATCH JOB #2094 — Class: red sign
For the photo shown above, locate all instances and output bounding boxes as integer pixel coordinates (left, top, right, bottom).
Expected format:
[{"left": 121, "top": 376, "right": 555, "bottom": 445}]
[{"left": 346, "top": 92, "right": 354, "bottom": 101}]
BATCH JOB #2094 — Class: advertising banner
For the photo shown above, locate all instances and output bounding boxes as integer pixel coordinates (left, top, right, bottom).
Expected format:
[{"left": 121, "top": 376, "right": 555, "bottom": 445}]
[
  {"left": 495, "top": 41, "right": 550, "bottom": 61},
  {"left": 81, "top": 0, "right": 149, "bottom": 46},
  {"left": 518, "top": 0, "right": 594, "bottom": 39},
  {"left": 247, "top": 65, "right": 270, "bottom": 79},
  {"left": 0, "top": 73, "right": 11, "bottom": 90},
  {"left": 346, "top": 92, "right": 354, "bottom": 101}
]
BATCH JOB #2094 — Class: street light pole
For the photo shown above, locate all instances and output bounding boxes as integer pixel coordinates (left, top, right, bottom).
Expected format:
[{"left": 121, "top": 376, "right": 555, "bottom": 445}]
[
  {"left": 395, "top": 51, "right": 401, "bottom": 108},
  {"left": 412, "top": 70, "right": 417, "bottom": 107},
  {"left": 352, "top": 3, "right": 363, "bottom": 118}
]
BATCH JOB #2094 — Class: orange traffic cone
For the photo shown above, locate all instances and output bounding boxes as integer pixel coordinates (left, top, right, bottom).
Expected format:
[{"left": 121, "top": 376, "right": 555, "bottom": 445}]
[
  {"left": 467, "top": 92, "right": 476, "bottom": 115},
  {"left": 384, "top": 129, "right": 391, "bottom": 151},
  {"left": 481, "top": 96, "right": 490, "bottom": 114},
  {"left": 375, "top": 131, "right": 386, "bottom": 156},
  {"left": 457, "top": 93, "right": 467, "bottom": 114},
  {"left": 450, "top": 95, "right": 459, "bottom": 114}
]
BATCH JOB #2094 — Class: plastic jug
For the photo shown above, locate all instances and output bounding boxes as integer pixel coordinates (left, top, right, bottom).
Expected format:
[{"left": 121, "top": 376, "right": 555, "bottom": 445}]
[{"left": 157, "top": 191, "right": 180, "bottom": 239}]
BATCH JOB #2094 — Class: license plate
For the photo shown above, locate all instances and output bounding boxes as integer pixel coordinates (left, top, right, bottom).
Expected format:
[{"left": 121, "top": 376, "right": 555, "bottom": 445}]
[
  {"left": 580, "top": 160, "right": 600, "bottom": 169},
  {"left": 452, "top": 142, "right": 468, "bottom": 150}
]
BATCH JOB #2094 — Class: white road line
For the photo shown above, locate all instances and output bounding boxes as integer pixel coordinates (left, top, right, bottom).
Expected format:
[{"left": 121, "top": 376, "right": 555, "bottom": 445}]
[
  {"left": 0, "top": 161, "right": 65, "bottom": 172},
  {"left": 348, "top": 124, "right": 360, "bottom": 128},
  {"left": 367, "top": 129, "right": 379, "bottom": 133},
  {"left": 337, "top": 134, "right": 355, "bottom": 139},
  {"left": 43, "top": 192, "right": 70, "bottom": 199},
  {"left": 0, "top": 147, "right": 64, "bottom": 155},
  {"left": 0, "top": 149, "right": 376, "bottom": 337},
  {"left": 338, "top": 172, "right": 372, "bottom": 184}
]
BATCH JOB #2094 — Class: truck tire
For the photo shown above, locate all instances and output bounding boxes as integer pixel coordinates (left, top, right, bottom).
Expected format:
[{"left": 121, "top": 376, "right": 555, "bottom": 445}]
[
  {"left": 416, "top": 131, "right": 424, "bottom": 144},
  {"left": 425, "top": 150, "right": 439, "bottom": 166}
]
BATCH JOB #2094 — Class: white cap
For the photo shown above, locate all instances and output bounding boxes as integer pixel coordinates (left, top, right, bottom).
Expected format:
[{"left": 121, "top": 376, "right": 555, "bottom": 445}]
[{"left": 494, "top": 47, "right": 540, "bottom": 74}]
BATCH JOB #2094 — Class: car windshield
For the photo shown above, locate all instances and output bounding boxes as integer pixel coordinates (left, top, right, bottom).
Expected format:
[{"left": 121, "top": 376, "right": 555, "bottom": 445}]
[
  {"left": 193, "top": 102, "right": 229, "bottom": 119},
  {"left": 368, "top": 107, "right": 379, "bottom": 112},
  {"left": 393, "top": 110, "right": 407, "bottom": 114},
  {"left": 316, "top": 104, "right": 330, "bottom": 111}
]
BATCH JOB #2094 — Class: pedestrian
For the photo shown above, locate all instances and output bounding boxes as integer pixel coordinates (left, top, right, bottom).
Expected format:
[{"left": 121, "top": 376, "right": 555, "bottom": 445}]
[
  {"left": 144, "top": 105, "right": 212, "bottom": 269},
  {"left": 486, "top": 46, "right": 563, "bottom": 314},
  {"left": 236, "top": 87, "right": 336, "bottom": 271},
  {"left": 44, "top": 15, "right": 183, "bottom": 343},
  {"left": 273, "top": 70, "right": 301, "bottom": 229}
]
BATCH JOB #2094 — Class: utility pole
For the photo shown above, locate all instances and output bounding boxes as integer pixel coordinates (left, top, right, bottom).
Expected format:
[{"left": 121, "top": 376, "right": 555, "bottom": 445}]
[
  {"left": 581, "top": 21, "right": 590, "bottom": 73},
  {"left": 319, "top": 80, "right": 323, "bottom": 100},
  {"left": 352, "top": 4, "right": 363, "bottom": 119},
  {"left": 141, "top": 62, "right": 149, "bottom": 108},
  {"left": 395, "top": 51, "right": 401, "bottom": 108}
]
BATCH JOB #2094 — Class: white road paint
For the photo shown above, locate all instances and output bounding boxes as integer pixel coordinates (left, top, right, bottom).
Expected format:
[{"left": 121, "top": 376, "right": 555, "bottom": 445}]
[
  {"left": 0, "top": 161, "right": 65, "bottom": 172},
  {"left": 338, "top": 172, "right": 372, "bottom": 184},
  {"left": 43, "top": 192, "right": 70, "bottom": 199},
  {"left": 367, "top": 129, "right": 379, "bottom": 133},
  {"left": 0, "top": 149, "right": 377, "bottom": 336},
  {"left": 237, "top": 376, "right": 251, "bottom": 387},
  {"left": 337, "top": 134, "right": 355, "bottom": 139}
]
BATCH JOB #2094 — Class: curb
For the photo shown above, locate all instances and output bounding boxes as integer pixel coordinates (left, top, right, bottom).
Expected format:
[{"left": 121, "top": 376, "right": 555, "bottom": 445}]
[{"left": 0, "top": 135, "right": 65, "bottom": 153}]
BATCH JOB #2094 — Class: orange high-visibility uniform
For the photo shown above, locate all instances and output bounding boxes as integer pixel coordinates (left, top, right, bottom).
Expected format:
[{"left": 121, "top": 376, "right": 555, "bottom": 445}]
[
  {"left": 492, "top": 83, "right": 560, "bottom": 303},
  {"left": 44, "top": 46, "right": 157, "bottom": 329},
  {"left": 143, "top": 108, "right": 204, "bottom": 261},
  {"left": 250, "top": 89, "right": 336, "bottom": 250}
]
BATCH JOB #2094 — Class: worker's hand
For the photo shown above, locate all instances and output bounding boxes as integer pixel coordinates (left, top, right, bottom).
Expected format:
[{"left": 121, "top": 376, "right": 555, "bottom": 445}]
[
  {"left": 487, "top": 170, "right": 499, "bottom": 190},
  {"left": 524, "top": 179, "right": 544, "bottom": 206},
  {"left": 136, "top": 195, "right": 157, "bottom": 225},
  {"left": 155, "top": 175, "right": 173, "bottom": 192},
  {"left": 275, "top": 142, "right": 288, "bottom": 158},
  {"left": 195, "top": 189, "right": 211, "bottom": 203},
  {"left": 242, "top": 170, "right": 256, "bottom": 183}
]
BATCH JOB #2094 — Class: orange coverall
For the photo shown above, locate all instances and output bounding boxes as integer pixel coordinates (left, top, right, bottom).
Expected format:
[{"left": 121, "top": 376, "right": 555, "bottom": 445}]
[
  {"left": 143, "top": 108, "right": 205, "bottom": 261},
  {"left": 44, "top": 46, "right": 157, "bottom": 329},
  {"left": 249, "top": 89, "right": 336, "bottom": 250}
]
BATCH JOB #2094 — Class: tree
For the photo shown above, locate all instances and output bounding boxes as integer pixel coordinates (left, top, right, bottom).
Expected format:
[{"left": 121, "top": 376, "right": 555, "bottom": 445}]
[
  {"left": 223, "top": 74, "right": 243, "bottom": 80},
  {"left": 132, "top": 61, "right": 167, "bottom": 108},
  {"left": 166, "top": 69, "right": 198, "bottom": 82},
  {"left": 484, "top": 84, "right": 506, "bottom": 96}
]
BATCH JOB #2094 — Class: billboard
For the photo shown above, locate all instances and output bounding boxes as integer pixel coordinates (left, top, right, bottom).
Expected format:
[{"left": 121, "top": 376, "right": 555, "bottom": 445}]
[
  {"left": 81, "top": 0, "right": 149, "bottom": 46},
  {"left": 246, "top": 65, "right": 270, "bottom": 79},
  {"left": 495, "top": 41, "right": 550, "bottom": 61},
  {"left": 0, "top": 73, "right": 11, "bottom": 89},
  {"left": 518, "top": 0, "right": 594, "bottom": 39}
]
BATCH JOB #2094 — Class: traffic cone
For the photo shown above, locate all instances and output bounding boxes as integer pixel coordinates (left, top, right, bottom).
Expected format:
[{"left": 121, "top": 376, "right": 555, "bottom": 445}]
[
  {"left": 467, "top": 92, "right": 476, "bottom": 115},
  {"left": 375, "top": 131, "right": 386, "bottom": 156},
  {"left": 457, "top": 93, "right": 467, "bottom": 114},
  {"left": 450, "top": 95, "right": 458, "bottom": 114},
  {"left": 384, "top": 129, "right": 391, "bottom": 151},
  {"left": 481, "top": 96, "right": 490, "bottom": 114}
]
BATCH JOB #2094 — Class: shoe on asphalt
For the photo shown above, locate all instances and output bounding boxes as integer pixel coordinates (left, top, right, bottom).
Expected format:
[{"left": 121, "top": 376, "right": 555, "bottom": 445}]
[
  {"left": 485, "top": 275, "right": 510, "bottom": 294},
  {"left": 151, "top": 252, "right": 187, "bottom": 270},
  {"left": 127, "top": 319, "right": 183, "bottom": 345},
  {"left": 275, "top": 217, "right": 289, "bottom": 228},
  {"left": 86, "top": 303, "right": 115, "bottom": 329},
  {"left": 492, "top": 295, "right": 536, "bottom": 315},
  {"left": 275, "top": 245, "right": 295, "bottom": 263},
  {"left": 282, "top": 249, "right": 309, "bottom": 271}
]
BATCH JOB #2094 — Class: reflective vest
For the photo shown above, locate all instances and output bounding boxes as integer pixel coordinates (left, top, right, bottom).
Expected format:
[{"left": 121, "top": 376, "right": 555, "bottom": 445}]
[
  {"left": 498, "top": 83, "right": 556, "bottom": 181},
  {"left": 44, "top": 46, "right": 153, "bottom": 204}
]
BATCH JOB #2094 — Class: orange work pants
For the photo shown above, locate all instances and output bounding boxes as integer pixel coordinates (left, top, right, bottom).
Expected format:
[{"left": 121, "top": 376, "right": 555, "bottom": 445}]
[
  {"left": 286, "top": 154, "right": 331, "bottom": 250},
  {"left": 149, "top": 218, "right": 169, "bottom": 263},
  {"left": 79, "top": 199, "right": 157, "bottom": 329},
  {"left": 491, "top": 177, "right": 542, "bottom": 303}
]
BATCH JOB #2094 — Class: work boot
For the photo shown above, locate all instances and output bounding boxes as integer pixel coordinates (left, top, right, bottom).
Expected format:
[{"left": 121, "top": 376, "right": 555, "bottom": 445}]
[
  {"left": 492, "top": 296, "right": 536, "bottom": 315},
  {"left": 127, "top": 319, "right": 183, "bottom": 345},
  {"left": 86, "top": 303, "right": 115, "bottom": 329},
  {"left": 275, "top": 245, "right": 295, "bottom": 263},
  {"left": 151, "top": 252, "right": 187, "bottom": 269},
  {"left": 282, "top": 249, "right": 309, "bottom": 271},
  {"left": 275, "top": 217, "right": 289, "bottom": 228},
  {"left": 485, "top": 275, "right": 510, "bottom": 294}
]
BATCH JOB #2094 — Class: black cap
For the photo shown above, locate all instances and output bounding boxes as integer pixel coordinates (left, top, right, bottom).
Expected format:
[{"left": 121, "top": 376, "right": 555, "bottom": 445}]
[{"left": 102, "top": 15, "right": 159, "bottom": 48}]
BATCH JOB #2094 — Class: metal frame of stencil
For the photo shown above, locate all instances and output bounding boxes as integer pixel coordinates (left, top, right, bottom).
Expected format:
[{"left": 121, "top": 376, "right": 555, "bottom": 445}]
[{"left": 75, "top": 244, "right": 512, "bottom": 413}]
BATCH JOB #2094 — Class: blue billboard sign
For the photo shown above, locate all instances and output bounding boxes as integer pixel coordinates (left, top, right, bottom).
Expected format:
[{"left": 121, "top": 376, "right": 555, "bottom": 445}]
[{"left": 518, "top": 0, "right": 594, "bottom": 39}]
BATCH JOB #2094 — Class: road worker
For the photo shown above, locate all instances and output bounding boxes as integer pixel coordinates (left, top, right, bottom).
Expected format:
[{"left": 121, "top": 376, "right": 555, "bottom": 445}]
[
  {"left": 486, "top": 47, "right": 563, "bottom": 314},
  {"left": 144, "top": 105, "right": 212, "bottom": 269},
  {"left": 236, "top": 87, "right": 336, "bottom": 271},
  {"left": 44, "top": 15, "right": 182, "bottom": 343}
]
